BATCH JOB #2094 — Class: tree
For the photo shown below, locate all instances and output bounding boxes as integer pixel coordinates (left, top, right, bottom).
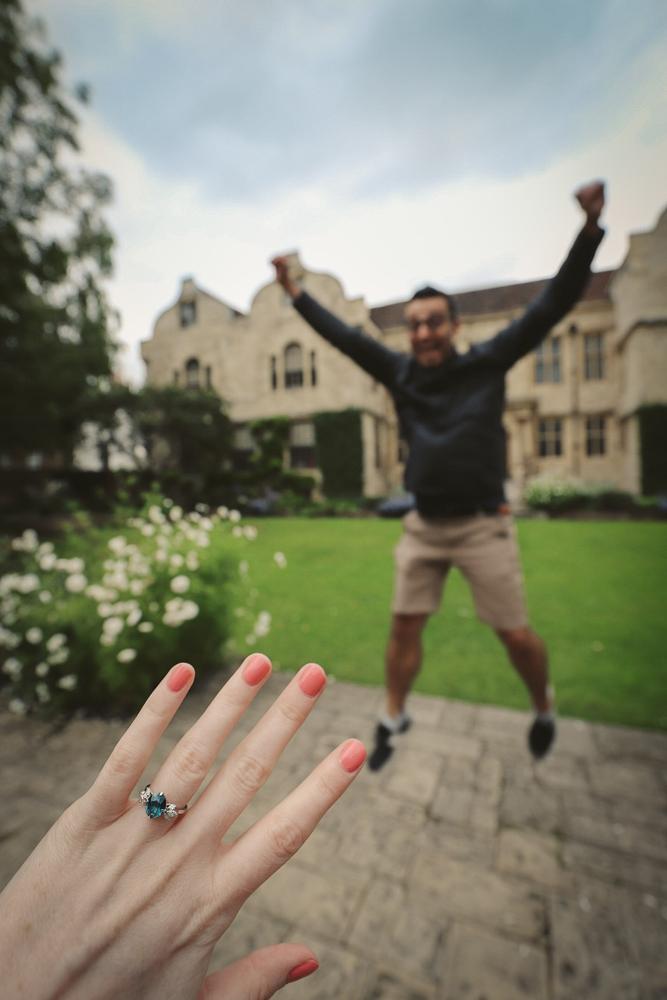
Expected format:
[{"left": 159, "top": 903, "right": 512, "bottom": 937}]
[
  {"left": 0, "top": 0, "right": 117, "bottom": 466},
  {"left": 132, "top": 386, "right": 234, "bottom": 475}
]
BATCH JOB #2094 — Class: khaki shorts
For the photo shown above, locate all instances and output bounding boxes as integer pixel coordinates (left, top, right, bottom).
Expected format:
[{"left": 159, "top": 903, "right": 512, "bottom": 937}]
[{"left": 392, "top": 509, "right": 528, "bottom": 630}]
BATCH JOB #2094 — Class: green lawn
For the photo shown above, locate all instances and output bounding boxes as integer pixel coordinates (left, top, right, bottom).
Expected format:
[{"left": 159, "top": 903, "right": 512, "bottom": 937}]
[{"left": 230, "top": 518, "right": 667, "bottom": 730}]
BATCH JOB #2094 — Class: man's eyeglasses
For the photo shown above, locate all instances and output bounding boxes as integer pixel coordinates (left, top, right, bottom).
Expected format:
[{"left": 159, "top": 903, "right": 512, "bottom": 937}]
[{"left": 407, "top": 313, "right": 450, "bottom": 334}]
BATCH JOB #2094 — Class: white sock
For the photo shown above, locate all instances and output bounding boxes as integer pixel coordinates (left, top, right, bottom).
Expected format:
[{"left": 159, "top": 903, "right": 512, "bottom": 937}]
[
  {"left": 380, "top": 710, "right": 409, "bottom": 733},
  {"left": 535, "top": 685, "right": 556, "bottom": 720}
]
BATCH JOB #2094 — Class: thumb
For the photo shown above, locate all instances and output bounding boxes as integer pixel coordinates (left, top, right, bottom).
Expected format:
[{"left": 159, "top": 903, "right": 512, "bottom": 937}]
[{"left": 199, "top": 944, "right": 319, "bottom": 999}]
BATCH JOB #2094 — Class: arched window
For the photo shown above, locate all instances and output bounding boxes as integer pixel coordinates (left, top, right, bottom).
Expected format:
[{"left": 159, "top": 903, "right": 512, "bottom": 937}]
[
  {"left": 185, "top": 357, "right": 200, "bottom": 389},
  {"left": 284, "top": 343, "right": 303, "bottom": 388}
]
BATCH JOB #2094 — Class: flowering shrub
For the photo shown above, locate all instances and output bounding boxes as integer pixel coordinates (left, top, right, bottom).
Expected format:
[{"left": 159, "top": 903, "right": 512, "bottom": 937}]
[
  {"left": 523, "top": 477, "right": 639, "bottom": 514},
  {"left": 0, "top": 500, "right": 281, "bottom": 717}
]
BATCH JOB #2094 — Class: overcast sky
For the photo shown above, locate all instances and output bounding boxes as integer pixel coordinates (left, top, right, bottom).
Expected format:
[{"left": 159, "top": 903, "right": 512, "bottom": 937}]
[{"left": 30, "top": 0, "right": 667, "bottom": 384}]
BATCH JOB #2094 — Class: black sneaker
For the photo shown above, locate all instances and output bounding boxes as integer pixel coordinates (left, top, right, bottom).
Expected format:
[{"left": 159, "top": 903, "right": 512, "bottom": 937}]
[
  {"left": 528, "top": 716, "right": 556, "bottom": 760},
  {"left": 367, "top": 716, "right": 412, "bottom": 772}
]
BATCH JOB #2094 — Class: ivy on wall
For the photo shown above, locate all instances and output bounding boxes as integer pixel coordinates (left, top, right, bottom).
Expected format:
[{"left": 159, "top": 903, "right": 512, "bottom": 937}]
[
  {"left": 638, "top": 404, "right": 667, "bottom": 495},
  {"left": 313, "top": 408, "right": 363, "bottom": 497}
]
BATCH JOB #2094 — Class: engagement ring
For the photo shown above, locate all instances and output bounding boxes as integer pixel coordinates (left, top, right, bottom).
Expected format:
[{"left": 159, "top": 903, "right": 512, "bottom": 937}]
[{"left": 139, "top": 784, "right": 188, "bottom": 820}]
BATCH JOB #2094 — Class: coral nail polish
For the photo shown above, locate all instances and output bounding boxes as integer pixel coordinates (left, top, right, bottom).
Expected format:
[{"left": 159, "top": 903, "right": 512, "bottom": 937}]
[
  {"left": 167, "top": 663, "right": 193, "bottom": 693},
  {"left": 339, "top": 739, "right": 366, "bottom": 773},
  {"left": 298, "top": 663, "right": 326, "bottom": 697},
  {"left": 242, "top": 654, "right": 271, "bottom": 686},
  {"left": 286, "top": 958, "right": 319, "bottom": 983}
]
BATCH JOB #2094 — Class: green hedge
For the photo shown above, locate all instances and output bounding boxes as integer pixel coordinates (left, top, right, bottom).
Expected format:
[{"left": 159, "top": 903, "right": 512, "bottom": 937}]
[
  {"left": 314, "top": 409, "right": 363, "bottom": 497},
  {"left": 639, "top": 405, "right": 667, "bottom": 495}
]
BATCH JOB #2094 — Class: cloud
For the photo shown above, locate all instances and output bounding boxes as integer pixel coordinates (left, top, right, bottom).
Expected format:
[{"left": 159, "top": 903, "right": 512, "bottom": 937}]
[{"left": 33, "top": 0, "right": 667, "bottom": 202}]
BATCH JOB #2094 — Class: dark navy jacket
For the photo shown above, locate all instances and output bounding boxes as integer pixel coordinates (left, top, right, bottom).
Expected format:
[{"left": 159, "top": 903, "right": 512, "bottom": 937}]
[{"left": 294, "top": 227, "right": 604, "bottom": 515}]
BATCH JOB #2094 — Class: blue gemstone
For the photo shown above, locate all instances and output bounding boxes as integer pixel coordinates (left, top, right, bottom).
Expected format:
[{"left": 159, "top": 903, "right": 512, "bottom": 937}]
[{"left": 146, "top": 792, "right": 167, "bottom": 818}]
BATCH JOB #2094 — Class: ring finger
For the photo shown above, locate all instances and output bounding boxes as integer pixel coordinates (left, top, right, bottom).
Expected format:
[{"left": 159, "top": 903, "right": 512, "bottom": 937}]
[{"left": 186, "top": 661, "right": 328, "bottom": 840}]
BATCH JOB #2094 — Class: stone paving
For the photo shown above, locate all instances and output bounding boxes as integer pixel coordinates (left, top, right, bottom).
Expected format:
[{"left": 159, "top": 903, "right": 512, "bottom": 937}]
[{"left": 2, "top": 672, "right": 667, "bottom": 999}]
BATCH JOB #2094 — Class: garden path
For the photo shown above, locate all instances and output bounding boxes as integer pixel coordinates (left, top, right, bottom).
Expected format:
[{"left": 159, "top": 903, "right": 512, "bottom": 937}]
[{"left": 2, "top": 672, "right": 666, "bottom": 999}]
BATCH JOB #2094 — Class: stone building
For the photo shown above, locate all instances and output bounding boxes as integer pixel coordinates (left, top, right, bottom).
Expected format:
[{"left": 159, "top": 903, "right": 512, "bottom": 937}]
[{"left": 141, "top": 208, "right": 667, "bottom": 499}]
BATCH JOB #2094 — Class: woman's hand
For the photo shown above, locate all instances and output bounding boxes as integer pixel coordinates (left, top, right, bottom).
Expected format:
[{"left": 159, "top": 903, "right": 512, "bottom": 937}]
[{"left": 0, "top": 655, "right": 366, "bottom": 999}]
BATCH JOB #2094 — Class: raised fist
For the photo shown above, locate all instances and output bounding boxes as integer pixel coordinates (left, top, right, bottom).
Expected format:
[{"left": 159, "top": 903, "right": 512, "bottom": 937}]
[{"left": 575, "top": 181, "right": 605, "bottom": 225}]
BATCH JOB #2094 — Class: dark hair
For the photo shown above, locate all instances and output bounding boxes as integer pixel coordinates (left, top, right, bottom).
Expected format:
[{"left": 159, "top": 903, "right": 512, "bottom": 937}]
[{"left": 409, "top": 285, "right": 458, "bottom": 322}]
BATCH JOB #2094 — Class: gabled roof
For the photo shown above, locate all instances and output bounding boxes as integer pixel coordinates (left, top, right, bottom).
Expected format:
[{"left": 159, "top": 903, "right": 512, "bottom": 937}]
[{"left": 370, "top": 269, "right": 615, "bottom": 331}]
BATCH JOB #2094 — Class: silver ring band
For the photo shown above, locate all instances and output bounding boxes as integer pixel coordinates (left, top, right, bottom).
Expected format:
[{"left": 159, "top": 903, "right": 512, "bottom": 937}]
[{"left": 139, "top": 784, "right": 188, "bottom": 820}]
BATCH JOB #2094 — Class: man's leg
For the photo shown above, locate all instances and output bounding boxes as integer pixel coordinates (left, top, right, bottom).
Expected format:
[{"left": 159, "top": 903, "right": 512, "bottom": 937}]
[
  {"left": 496, "top": 625, "right": 556, "bottom": 758},
  {"left": 495, "top": 626, "right": 551, "bottom": 711},
  {"left": 368, "top": 612, "right": 429, "bottom": 771},
  {"left": 386, "top": 612, "right": 430, "bottom": 716}
]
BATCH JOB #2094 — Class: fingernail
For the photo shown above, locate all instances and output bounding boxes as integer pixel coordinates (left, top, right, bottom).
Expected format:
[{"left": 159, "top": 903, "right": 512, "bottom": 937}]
[
  {"left": 339, "top": 739, "right": 366, "bottom": 773},
  {"left": 167, "top": 663, "right": 193, "bottom": 693},
  {"left": 242, "top": 654, "right": 271, "bottom": 686},
  {"left": 286, "top": 959, "right": 319, "bottom": 983},
  {"left": 298, "top": 663, "right": 326, "bottom": 697}
]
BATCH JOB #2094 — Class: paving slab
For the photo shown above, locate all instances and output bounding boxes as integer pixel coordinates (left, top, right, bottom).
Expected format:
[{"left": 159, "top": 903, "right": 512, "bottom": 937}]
[{"left": 2, "top": 672, "right": 666, "bottom": 998}]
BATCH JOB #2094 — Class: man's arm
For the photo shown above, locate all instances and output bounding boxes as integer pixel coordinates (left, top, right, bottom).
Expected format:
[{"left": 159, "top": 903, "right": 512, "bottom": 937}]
[
  {"left": 478, "top": 182, "right": 606, "bottom": 371},
  {"left": 271, "top": 255, "right": 401, "bottom": 387}
]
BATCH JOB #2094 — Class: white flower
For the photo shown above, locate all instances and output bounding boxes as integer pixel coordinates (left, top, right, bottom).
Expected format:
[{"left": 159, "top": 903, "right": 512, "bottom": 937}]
[
  {"left": 0, "top": 627, "right": 20, "bottom": 649},
  {"left": 169, "top": 553, "right": 184, "bottom": 569},
  {"left": 232, "top": 526, "right": 243, "bottom": 538},
  {"left": 2, "top": 657, "right": 22, "bottom": 678},
  {"left": 138, "top": 621, "right": 154, "bottom": 633},
  {"left": 148, "top": 505, "right": 165, "bottom": 525},
  {"left": 103, "top": 616, "right": 124, "bottom": 637},
  {"left": 170, "top": 575, "right": 190, "bottom": 594},
  {"left": 239, "top": 560, "right": 249, "bottom": 577},
  {"left": 117, "top": 648, "right": 137, "bottom": 663},
  {"left": 36, "top": 541, "right": 54, "bottom": 556},
  {"left": 17, "top": 574, "right": 40, "bottom": 593},
  {"left": 35, "top": 662, "right": 50, "bottom": 677},
  {"left": 35, "top": 682, "right": 51, "bottom": 704},
  {"left": 11, "top": 529, "right": 38, "bottom": 552},
  {"left": 229, "top": 509, "right": 241, "bottom": 523},
  {"left": 57, "top": 674, "right": 77, "bottom": 690},
  {"left": 185, "top": 552, "right": 199, "bottom": 571},
  {"left": 46, "top": 633, "right": 67, "bottom": 653},
  {"left": 39, "top": 590, "right": 52, "bottom": 603},
  {"left": 48, "top": 648, "right": 69, "bottom": 666},
  {"left": 129, "top": 580, "right": 146, "bottom": 596},
  {"left": 26, "top": 627, "right": 43, "bottom": 644},
  {"left": 108, "top": 536, "right": 128, "bottom": 555},
  {"left": 65, "top": 573, "right": 87, "bottom": 593},
  {"left": 243, "top": 525, "right": 258, "bottom": 541},
  {"left": 273, "top": 552, "right": 287, "bottom": 568},
  {"left": 217, "top": 505, "right": 229, "bottom": 519},
  {"left": 8, "top": 698, "right": 28, "bottom": 716},
  {"left": 155, "top": 550, "right": 168, "bottom": 564},
  {"left": 100, "top": 634, "right": 115, "bottom": 647},
  {"left": 163, "top": 598, "right": 199, "bottom": 627},
  {"left": 141, "top": 524, "right": 155, "bottom": 537},
  {"left": 126, "top": 608, "right": 142, "bottom": 627},
  {"left": 254, "top": 610, "right": 271, "bottom": 637},
  {"left": 169, "top": 505, "right": 183, "bottom": 522},
  {"left": 38, "top": 553, "right": 57, "bottom": 571}
]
